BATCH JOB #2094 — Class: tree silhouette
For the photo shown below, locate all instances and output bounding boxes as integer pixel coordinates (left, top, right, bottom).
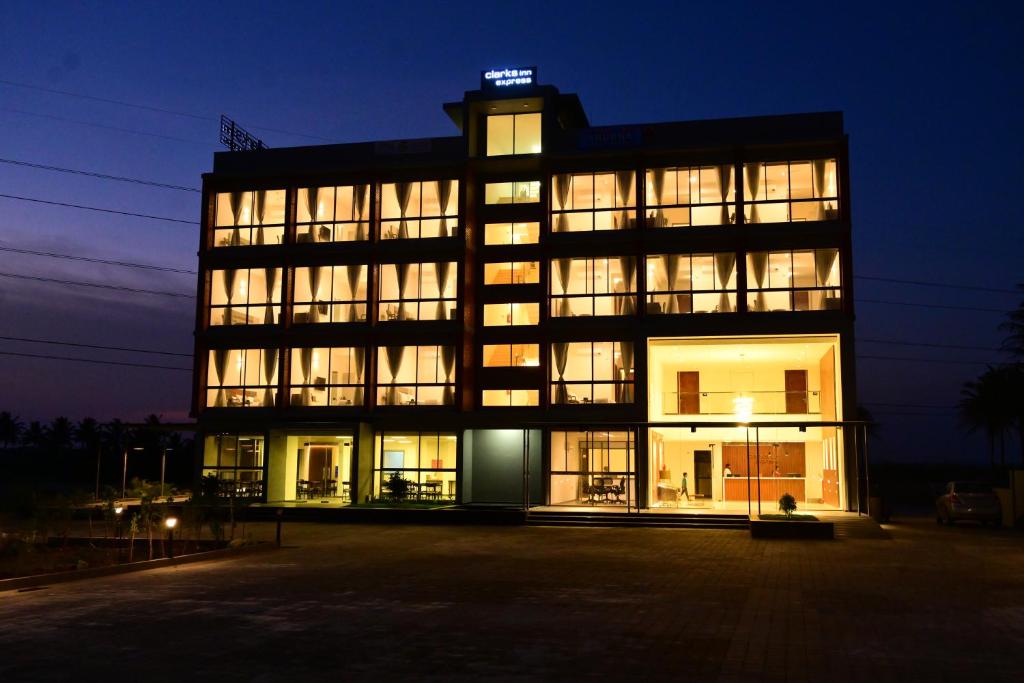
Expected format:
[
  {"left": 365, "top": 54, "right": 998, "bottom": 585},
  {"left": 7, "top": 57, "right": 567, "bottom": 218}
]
[
  {"left": 959, "top": 366, "right": 1016, "bottom": 470},
  {"left": 48, "top": 416, "right": 74, "bottom": 455},
  {"left": 21, "top": 421, "right": 47, "bottom": 450},
  {"left": 999, "top": 283, "right": 1024, "bottom": 360},
  {"left": 0, "top": 411, "right": 23, "bottom": 448}
]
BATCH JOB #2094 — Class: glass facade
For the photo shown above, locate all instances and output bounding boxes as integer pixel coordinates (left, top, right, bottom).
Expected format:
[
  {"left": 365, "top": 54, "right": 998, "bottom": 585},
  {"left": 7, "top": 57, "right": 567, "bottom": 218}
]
[
  {"left": 202, "top": 434, "right": 265, "bottom": 498},
  {"left": 551, "top": 172, "right": 636, "bottom": 232},
  {"left": 550, "top": 257, "right": 637, "bottom": 317},
  {"left": 646, "top": 166, "right": 736, "bottom": 227},
  {"left": 645, "top": 254, "right": 738, "bottom": 314},
  {"left": 378, "top": 262, "right": 457, "bottom": 321},
  {"left": 551, "top": 341, "right": 634, "bottom": 405},
  {"left": 293, "top": 265, "right": 368, "bottom": 323},
  {"left": 744, "top": 159, "right": 839, "bottom": 223},
  {"left": 209, "top": 268, "right": 283, "bottom": 325},
  {"left": 746, "top": 249, "right": 841, "bottom": 312},
  {"left": 374, "top": 432, "right": 457, "bottom": 501},
  {"left": 380, "top": 180, "right": 459, "bottom": 239},
  {"left": 297, "top": 185, "right": 370, "bottom": 242},
  {"left": 206, "top": 349, "right": 279, "bottom": 408},
  {"left": 486, "top": 113, "right": 542, "bottom": 156},
  {"left": 289, "top": 347, "right": 365, "bottom": 407},
  {"left": 550, "top": 430, "right": 636, "bottom": 506},
  {"left": 376, "top": 345, "right": 456, "bottom": 406},
  {"left": 213, "top": 190, "right": 286, "bottom": 246}
]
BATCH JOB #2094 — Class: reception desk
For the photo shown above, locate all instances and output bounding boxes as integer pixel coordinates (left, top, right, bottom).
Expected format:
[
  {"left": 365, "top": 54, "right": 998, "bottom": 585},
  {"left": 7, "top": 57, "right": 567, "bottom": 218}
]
[{"left": 724, "top": 477, "right": 805, "bottom": 503}]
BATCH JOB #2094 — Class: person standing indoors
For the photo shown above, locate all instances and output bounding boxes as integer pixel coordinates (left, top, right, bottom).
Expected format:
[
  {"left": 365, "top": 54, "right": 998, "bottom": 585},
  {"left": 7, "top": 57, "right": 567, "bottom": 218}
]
[
  {"left": 680, "top": 471, "right": 690, "bottom": 506},
  {"left": 723, "top": 463, "right": 733, "bottom": 477}
]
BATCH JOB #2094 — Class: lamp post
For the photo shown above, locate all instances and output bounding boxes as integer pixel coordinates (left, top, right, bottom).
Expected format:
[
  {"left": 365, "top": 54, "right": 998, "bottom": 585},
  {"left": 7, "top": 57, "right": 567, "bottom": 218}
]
[
  {"left": 121, "top": 446, "right": 144, "bottom": 499},
  {"left": 165, "top": 516, "right": 178, "bottom": 559},
  {"left": 114, "top": 506, "right": 124, "bottom": 539},
  {"left": 160, "top": 447, "right": 170, "bottom": 498}
]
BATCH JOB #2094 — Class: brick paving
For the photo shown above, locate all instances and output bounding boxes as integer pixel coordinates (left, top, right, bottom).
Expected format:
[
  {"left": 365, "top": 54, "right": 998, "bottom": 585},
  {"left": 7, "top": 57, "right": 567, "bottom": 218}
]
[{"left": 1, "top": 517, "right": 1022, "bottom": 681}]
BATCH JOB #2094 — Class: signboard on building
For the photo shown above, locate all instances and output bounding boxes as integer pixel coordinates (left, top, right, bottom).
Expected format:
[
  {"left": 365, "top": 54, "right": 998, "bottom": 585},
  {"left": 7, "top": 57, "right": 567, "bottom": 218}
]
[{"left": 481, "top": 66, "right": 537, "bottom": 91}]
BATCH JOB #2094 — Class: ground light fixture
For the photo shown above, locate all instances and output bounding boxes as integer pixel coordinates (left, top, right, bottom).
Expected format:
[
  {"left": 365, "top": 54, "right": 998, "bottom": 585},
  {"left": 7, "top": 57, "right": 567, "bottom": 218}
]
[
  {"left": 114, "top": 506, "right": 124, "bottom": 539},
  {"left": 165, "top": 516, "right": 178, "bottom": 559}
]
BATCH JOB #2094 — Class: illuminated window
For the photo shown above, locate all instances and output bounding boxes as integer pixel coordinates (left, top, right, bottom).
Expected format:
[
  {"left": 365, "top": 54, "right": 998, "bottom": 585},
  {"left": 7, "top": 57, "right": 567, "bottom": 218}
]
[
  {"left": 206, "top": 349, "right": 279, "bottom": 408},
  {"left": 213, "top": 190, "right": 285, "bottom": 246},
  {"left": 484, "top": 222, "right": 540, "bottom": 245},
  {"left": 747, "top": 249, "right": 841, "bottom": 311},
  {"left": 482, "top": 389, "right": 540, "bottom": 407},
  {"left": 293, "top": 265, "right": 368, "bottom": 323},
  {"left": 297, "top": 185, "right": 370, "bottom": 243},
  {"left": 486, "top": 112, "right": 542, "bottom": 156},
  {"left": 550, "top": 430, "right": 635, "bottom": 506},
  {"left": 645, "top": 254, "right": 738, "bottom": 314},
  {"left": 645, "top": 166, "right": 736, "bottom": 227},
  {"left": 380, "top": 180, "right": 459, "bottom": 239},
  {"left": 483, "top": 261, "right": 540, "bottom": 285},
  {"left": 551, "top": 172, "right": 635, "bottom": 232},
  {"left": 376, "top": 345, "right": 456, "bottom": 406},
  {"left": 483, "top": 302, "right": 540, "bottom": 327},
  {"left": 378, "top": 262, "right": 457, "bottom": 321},
  {"left": 482, "top": 344, "right": 540, "bottom": 367},
  {"left": 374, "top": 432, "right": 457, "bottom": 501},
  {"left": 743, "top": 159, "right": 838, "bottom": 223},
  {"left": 202, "top": 434, "right": 264, "bottom": 494},
  {"left": 551, "top": 341, "right": 634, "bottom": 405},
  {"left": 485, "top": 181, "right": 540, "bottom": 205},
  {"left": 289, "top": 347, "right": 365, "bottom": 407},
  {"left": 550, "top": 257, "right": 637, "bottom": 317},
  {"left": 209, "top": 268, "right": 282, "bottom": 326}
]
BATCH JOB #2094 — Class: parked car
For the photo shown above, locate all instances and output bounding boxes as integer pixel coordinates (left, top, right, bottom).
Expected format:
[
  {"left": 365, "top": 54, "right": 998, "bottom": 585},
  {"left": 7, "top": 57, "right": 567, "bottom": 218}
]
[{"left": 935, "top": 481, "right": 1001, "bottom": 527}]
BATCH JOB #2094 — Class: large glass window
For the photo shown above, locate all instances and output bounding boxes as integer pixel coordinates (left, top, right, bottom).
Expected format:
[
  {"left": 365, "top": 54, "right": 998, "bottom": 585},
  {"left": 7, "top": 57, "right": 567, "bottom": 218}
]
[
  {"left": 483, "top": 261, "right": 540, "bottom": 285},
  {"left": 483, "top": 302, "right": 540, "bottom": 327},
  {"left": 484, "top": 221, "right": 540, "bottom": 245},
  {"left": 746, "top": 249, "right": 841, "bottom": 312},
  {"left": 645, "top": 254, "right": 737, "bottom": 314},
  {"left": 645, "top": 166, "right": 735, "bottom": 227},
  {"left": 380, "top": 180, "right": 459, "bottom": 239},
  {"left": 206, "top": 349, "right": 279, "bottom": 408},
  {"left": 209, "top": 267, "right": 282, "bottom": 325},
  {"left": 213, "top": 190, "right": 286, "bottom": 247},
  {"left": 482, "top": 343, "right": 540, "bottom": 367},
  {"left": 378, "top": 262, "right": 457, "bottom": 321},
  {"left": 289, "top": 347, "right": 366, "bottom": 407},
  {"left": 293, "top": 265, "right": 368, "bottom": 323},
  {"left": 550, "top": 257, "right": 637, "bottom": 317},
  {"left": 486, "top": 112, "right": 542, "bottom": 156},
  {"left": 743, "top": 159, "right": 839, "bottom": 223},
  {"left": 551, "top": 171, "right": 636, "bottom": 232},
  {"left": 377, "top": 345, "right": 456, "bottom": 406},
  {"left": 550, "top": 430, "right": 635, "bottom": 507},
  {"left": 485, "top": 181, "right": 541, "bottom": 205},
  {"left": 551, "top": 341, "right": 634, "bottom": 405},
  {"left": 482, "top": 389, "right": 539, "bottom": 407},
  {"left": 202, "top": 434, "right": 264, "bottom": 498},
  {"left": 297, "top": 185, "right": 370, "bottom": 243},
  {"left": 374, "top": 432, "right": 457, "bottom": 502}
]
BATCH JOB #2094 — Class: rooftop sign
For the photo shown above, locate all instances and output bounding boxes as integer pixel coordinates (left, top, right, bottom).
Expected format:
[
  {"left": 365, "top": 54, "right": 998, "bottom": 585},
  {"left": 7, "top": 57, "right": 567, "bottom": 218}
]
[{"left": 481, "top": 66, "right": 537, "bottom": 90}]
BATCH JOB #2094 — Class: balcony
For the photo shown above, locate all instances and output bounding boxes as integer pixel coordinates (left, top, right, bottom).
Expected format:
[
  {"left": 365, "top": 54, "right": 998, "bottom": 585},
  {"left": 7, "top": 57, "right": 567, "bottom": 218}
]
[{"left": 661, "top": 389, "right": 821, "bottom": 417}]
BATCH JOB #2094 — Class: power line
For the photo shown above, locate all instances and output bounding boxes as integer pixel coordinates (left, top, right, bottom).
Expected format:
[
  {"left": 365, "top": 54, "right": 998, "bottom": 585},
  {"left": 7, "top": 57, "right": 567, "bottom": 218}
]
[
  {"left": 0, "top": 78, "right": 334, "bottom": 143},
  {"left": 0, "top": 192, "right": 196, "bottom": 225},
  {"left": 861, "top": 401, "right": 955, "bottom": 409},
  {"left": 857, "top": 354, "right": 996, "bottom": 365},
  {"left": 855, "top": 298, "right": 1008, "bottom": 313},
  {"left": 0, "top": 350, "right": 190, "bottom": 372},
  {"left": 0, "top": 245, "right": 196, "bottom": 274},
  {"left": 0, "top": 106, "right": 212, "bottom": 146},
  {"left": 859, "top": 337, "right": 1002, "bottom": 352},
  {"left": 856, "top": 275, "right": 1019, "bottom": 294},
  {"left": 0, "top": 157, "right": 199, "bottom": 193},
  {"left": 0, "top": 335, "right": 191, "bottom": 358},
  {"left": 0, "top": 271, "right": 195, "bottom": 298}
]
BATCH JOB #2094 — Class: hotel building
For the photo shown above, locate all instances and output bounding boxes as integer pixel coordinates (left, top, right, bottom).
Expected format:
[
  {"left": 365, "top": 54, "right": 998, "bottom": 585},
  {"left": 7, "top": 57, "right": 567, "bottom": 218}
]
[{"left": 192, "top": 69, "right": 862, "bottom": 515}]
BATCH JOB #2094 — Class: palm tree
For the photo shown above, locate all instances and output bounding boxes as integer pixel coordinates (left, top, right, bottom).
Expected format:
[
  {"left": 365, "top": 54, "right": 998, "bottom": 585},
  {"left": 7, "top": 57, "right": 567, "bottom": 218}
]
[
  {"left": 49, "top": 416, "right": 75, "bottom": 455},
  {"left": 960, "top": 366, "right": 1016, "bottom": 470},
  {"left": 77, "top": 417, "right": 103, "bottom": 498},
  {"left": 21, "top": 421, "right": 47, "bottom": 450},
  {"left": 0, "top": 411, "right": 23, "bottom": 448}
]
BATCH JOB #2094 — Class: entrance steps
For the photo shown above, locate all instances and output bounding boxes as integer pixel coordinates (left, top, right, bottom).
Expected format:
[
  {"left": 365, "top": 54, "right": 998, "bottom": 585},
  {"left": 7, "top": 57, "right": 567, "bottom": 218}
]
[{"left": 526, "top": 510, "right": 750, "bottom": 530}]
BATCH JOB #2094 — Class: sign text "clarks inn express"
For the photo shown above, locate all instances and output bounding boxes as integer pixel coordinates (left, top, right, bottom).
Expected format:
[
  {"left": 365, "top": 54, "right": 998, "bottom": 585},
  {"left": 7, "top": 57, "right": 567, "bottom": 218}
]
[{"left": 482, "top": 67, "right": 536, "bottom": 88}]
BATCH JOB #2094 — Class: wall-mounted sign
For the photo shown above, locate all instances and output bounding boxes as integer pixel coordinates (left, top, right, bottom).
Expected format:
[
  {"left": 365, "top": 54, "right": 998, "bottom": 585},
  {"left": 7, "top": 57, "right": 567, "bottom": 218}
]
[{"left": 481, "top": 66, "right": 537, "bottom": 90}]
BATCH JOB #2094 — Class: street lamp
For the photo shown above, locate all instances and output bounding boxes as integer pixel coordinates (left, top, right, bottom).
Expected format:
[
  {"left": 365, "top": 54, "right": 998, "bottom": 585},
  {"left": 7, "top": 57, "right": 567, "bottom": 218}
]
[
  {"left": 114, "top": 506, "right": 124, "bottom": 543},
  {"left": 121, "top": 446, "right": 144, "bottom": 499},
  {"left": 165, "top": 516, "right": 178, "bottom": 559},
  {"left": 160, "top": 447, "right": 170, "bottom": 498}
]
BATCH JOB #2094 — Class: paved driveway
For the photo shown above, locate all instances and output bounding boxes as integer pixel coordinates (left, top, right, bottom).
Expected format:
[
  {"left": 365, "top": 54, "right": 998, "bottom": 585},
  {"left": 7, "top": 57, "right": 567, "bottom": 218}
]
[{"left": 1, "top": 517, "right": 1022, "bottom": 681}]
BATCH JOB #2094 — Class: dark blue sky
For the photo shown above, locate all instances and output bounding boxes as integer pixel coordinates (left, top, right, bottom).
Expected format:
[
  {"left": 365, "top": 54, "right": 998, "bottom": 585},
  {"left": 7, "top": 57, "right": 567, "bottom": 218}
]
[{"left": 1, "top": 1, "right": 1021, "bottom": 463}]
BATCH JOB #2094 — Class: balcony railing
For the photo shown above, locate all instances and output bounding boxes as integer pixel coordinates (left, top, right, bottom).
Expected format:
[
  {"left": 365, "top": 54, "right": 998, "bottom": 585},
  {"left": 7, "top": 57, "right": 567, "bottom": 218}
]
[{"left": 661, "top": 390, "right": 821, "bottom": 416}]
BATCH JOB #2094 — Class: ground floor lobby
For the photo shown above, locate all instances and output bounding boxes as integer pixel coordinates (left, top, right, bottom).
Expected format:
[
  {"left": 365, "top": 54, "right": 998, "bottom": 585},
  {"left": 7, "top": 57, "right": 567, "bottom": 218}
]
[{"left": 199, "top": 422, "right": 861, "bottom": 513}]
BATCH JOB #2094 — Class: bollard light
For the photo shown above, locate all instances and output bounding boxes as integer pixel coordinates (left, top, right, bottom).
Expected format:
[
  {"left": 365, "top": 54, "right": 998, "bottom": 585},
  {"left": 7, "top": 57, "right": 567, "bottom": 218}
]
[
  {"left": 165, "top": 516, "right": 178, "bottom": 529},
  {"left": 114, "top": 506, "right": 124, "bottom": 515}
]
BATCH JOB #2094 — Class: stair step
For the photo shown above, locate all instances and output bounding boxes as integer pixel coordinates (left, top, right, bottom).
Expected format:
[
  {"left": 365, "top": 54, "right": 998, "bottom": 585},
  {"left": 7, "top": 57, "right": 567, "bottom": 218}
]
[{"left": 526, "top": 510, "right": 750, "bottom": 529}]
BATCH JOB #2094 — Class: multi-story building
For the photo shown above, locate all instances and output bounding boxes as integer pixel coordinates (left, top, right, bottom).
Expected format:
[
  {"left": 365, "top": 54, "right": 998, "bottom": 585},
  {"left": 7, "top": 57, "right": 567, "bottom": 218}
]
[{"left": 192, "top": 68, "right": 862, "bottom": 514}]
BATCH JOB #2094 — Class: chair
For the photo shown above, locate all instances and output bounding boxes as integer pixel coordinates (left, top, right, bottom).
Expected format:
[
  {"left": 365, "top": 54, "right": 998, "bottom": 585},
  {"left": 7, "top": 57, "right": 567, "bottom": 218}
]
[{"left": 611, "top": 478, "right": 626, "bottom": 503}]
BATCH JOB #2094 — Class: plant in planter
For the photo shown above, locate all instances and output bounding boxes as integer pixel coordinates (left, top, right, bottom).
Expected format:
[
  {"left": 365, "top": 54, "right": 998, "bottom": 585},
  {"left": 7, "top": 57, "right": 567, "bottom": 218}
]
[
  {"left": 778, "top": 493, "right": 798, "bottom": 518},
  {"left": 383, "top": 472, "right": 410, "bottom": 503}
]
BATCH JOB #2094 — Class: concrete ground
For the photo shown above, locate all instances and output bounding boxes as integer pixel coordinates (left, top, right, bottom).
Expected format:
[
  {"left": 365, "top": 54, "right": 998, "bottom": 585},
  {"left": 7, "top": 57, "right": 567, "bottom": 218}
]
[{"left": 1, "top": 516, "right": 1022, "bottom": 681}]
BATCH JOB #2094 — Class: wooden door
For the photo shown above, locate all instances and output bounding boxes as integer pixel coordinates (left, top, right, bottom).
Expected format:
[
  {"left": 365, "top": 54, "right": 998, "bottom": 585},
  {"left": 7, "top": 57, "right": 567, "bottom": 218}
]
[
  {"left": 694, "top": 451, "right": 712, "bottom": 497},
  {"left": 785, "top": 370, "right": 808, "bottom": 414},
  {"left": 677, "top": 371, "right": 700, "bottom": 414},
  {"left": 308, "top": 447, "right": 328, "bottom": 482}
]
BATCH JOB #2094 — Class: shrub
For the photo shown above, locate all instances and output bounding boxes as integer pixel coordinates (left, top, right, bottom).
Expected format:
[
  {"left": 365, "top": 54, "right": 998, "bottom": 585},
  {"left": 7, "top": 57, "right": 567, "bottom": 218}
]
[
  {"left": 383, "top": 472, "right": 410, "bottom": 502},
  {"left": 778, "top": 493, "right": 798, "bottom": 518}
]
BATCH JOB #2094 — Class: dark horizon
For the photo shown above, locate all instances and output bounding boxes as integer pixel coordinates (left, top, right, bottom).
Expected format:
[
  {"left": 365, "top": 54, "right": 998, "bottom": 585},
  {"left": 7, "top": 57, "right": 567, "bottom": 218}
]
[{"left": 1, "top": 1, "right": 1022, "bottom": 464}]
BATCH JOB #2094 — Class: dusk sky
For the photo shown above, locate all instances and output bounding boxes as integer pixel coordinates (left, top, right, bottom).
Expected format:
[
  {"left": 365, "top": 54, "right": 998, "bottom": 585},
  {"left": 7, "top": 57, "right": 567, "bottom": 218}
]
[{"left": 1, "top": 1, "right": 1021, "bottom": 464}]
